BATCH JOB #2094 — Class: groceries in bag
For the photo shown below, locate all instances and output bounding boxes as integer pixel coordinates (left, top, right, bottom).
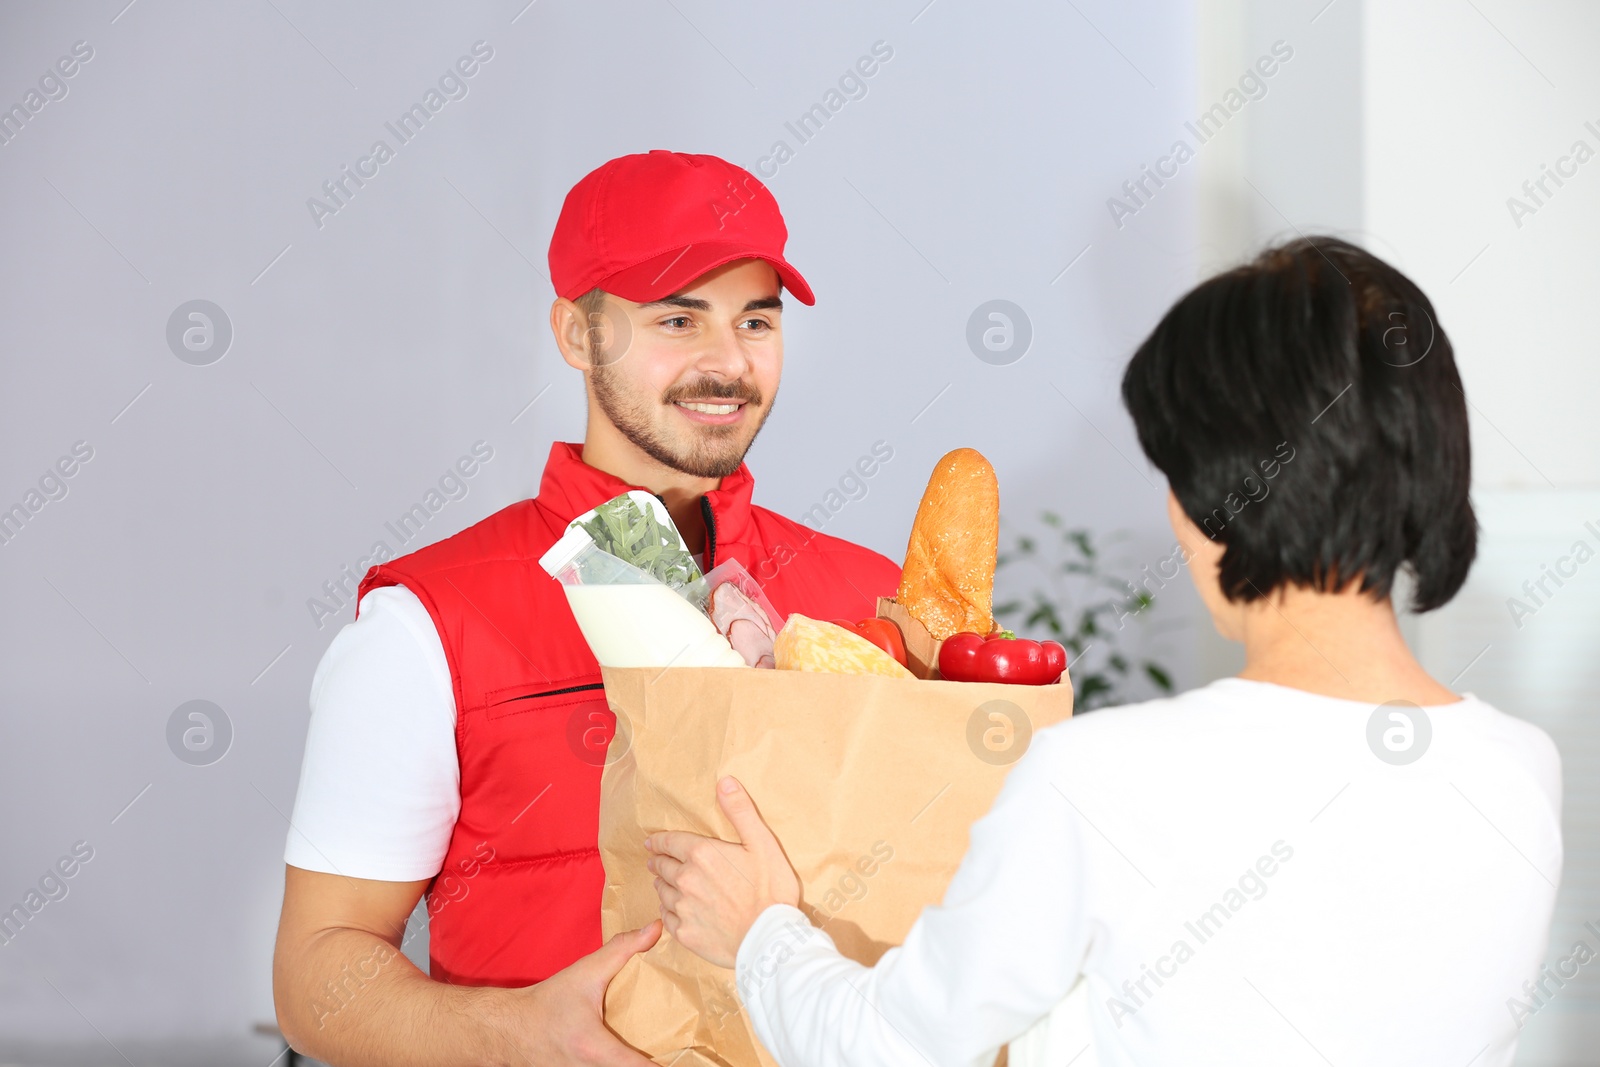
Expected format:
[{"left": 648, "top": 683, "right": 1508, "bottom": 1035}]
[
  {"left": 880, "top": 448, "right": 1068, "bottom": 684},
  {"left": 896, "top": 447, "right": 1000, "bottom": 640},
  {"left": 704, "top": 570, "right": 781, "bottom": 669},
  {"left": 830, "top": 616, "right": 909, "bottom": 667},
  {"left": 773, "top": 613, "right": 913, "bottom": 678},
  {"left": 938, "top": 630, "right": 1069, "bottom": 685},
  {"left": 541, "top": 451, "right": 1068, "bottom": 684},
  {"left": 594, "top": 448, "right": 1076, "bottom": 1067},
  {"left": 539, "top": 490, "right": 780, "bottom": 669}
]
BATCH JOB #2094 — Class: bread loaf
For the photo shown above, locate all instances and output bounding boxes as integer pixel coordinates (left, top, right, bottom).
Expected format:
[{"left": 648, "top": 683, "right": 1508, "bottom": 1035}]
[{"left": 897, "top": 448, "right": 999, "bottom": 639}]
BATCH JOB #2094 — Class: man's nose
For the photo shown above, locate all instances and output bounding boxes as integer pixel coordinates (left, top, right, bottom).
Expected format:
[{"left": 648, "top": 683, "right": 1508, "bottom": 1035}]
[{"left": 693, "top": 325, "right": 749, "bottom": 380}]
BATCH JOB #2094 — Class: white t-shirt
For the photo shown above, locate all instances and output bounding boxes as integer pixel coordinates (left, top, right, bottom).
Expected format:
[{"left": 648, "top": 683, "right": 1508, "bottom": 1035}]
[
  {"left": 284, "top": 558, "right": 705, "bottom": 881},
  {"left": 733, "top": 679, "right": 1563, "bottom": 1067},
  {"left": 285, "top": 585, "right": 460, "bottom": 881}
]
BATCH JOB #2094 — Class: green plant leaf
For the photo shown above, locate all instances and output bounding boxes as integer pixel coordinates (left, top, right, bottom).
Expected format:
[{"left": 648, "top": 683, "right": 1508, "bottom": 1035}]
[
  {"left": 990, "top": 511, "right": 1174, "bottom": 712},
  {"left": 577, "top": 494, "right": 701, "bottom": 587},
  {"left": 1025, "top": 599, "right": 1064, "bottom": 637},
  {"left": 1077, "top": 675, "right": 1112, "bottom": 704},
  {"left": 1145, "top": 663, "right": 1174, "bottom": 691}
]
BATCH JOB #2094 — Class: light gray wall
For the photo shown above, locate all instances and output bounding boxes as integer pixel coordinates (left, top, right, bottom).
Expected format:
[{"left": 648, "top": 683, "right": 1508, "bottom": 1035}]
[
  {"left": 0, "top": 0, "right": 1198, "bottom": 1047},
  {"left": 1360, "top": 2, "right": 1600, "bottom": 1060},
  {"left": 1187, "top": 0, "right": 1368, "bottom": 682}
]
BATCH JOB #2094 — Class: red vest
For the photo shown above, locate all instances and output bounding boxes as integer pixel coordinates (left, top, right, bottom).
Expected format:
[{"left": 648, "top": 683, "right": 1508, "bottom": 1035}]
[{"left": 356, "top": 442, "right": 901, "bottom": 986}]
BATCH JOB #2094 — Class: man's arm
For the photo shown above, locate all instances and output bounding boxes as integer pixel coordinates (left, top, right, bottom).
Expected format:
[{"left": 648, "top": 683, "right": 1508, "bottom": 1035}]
[{"left": 273, "top": 864, "right": 661, "bottom": 1067}]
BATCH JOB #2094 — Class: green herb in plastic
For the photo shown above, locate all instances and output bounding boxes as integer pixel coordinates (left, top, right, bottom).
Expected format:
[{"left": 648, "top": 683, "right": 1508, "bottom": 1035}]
[{"left": 575, "top": 494, "right": 703, "bottom": 588}]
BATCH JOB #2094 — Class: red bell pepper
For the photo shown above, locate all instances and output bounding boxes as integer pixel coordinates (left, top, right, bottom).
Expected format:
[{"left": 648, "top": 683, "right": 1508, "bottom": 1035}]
[
  {"left": 831, "top": 617, "right": 909, "bottom": 667},
  {"left": 938, "top": 629, "right": 1068, "bottom": 685}
]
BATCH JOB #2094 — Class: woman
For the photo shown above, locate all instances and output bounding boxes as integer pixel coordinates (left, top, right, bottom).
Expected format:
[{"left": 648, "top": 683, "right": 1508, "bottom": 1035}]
[{"left": 643, "top": 238, "right": 1562, "bottom": 1066}]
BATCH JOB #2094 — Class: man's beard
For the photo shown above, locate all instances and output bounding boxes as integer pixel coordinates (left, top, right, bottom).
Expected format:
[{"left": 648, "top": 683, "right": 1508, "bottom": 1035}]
[{"left": 590, "top": 362, "right": 774, "bottom": 479}]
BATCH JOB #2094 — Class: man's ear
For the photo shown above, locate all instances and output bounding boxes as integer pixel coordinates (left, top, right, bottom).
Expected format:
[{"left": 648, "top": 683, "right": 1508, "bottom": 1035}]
[
  {"left": 551, "top": 298, "right": 594, "bottom": 372},
  {"left": 551, "top": 294, "right": 633, "bottom": 371}
]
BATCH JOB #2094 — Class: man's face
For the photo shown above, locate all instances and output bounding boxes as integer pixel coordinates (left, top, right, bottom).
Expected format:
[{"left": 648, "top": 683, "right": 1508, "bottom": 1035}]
[{"left": 587, "top": 259, "right": 784, "bottom": 479}]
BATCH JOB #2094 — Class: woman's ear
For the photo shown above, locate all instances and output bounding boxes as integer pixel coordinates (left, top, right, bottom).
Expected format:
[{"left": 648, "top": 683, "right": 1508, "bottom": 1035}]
[
  {"left": 1166, "top": 489, "right": 1212, "bottom": 560},
  {"left": 1167, "top": 488, "right": 1241, "bottom": 641}
]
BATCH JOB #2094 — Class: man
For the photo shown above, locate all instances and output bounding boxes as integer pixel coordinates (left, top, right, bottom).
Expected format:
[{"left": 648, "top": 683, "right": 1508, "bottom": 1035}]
[{"left": 272, "top": 150, "right": 901, "bottom": 1064}]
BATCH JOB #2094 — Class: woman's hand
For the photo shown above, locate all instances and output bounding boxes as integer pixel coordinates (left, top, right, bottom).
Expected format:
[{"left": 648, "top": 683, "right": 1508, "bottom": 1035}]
[{"left": 645, "top": 776, "right": 802, "bottom": 969}]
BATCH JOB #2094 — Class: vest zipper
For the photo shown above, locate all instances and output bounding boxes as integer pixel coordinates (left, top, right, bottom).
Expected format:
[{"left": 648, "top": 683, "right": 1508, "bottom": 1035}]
[
  {"left": 699, "top": 495, "right": 718, "bottom": 571},
  {"left": 498, "top": 681, "right": 605, "bottom": 704}
]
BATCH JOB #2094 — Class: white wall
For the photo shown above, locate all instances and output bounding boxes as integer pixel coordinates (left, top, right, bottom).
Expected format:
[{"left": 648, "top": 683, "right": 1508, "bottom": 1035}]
[
  {"left": 0, "top": 0, "right": 1197, "bottom": 1054},
  {"left": 1187, "top": 0, "right": 1367, "bottom": 680},
  {"left": 1361, "top": 3, "right": 1600, "bottom": 1061},
  {"left": 1198, "top": 4, "right": 1600, "bottom": 1062}
]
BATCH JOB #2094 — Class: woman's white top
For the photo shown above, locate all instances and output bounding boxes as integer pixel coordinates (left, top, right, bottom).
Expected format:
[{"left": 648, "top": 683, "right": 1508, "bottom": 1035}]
[{"left": 734, "top": 678, "right": 1563, "bottom": 1067}]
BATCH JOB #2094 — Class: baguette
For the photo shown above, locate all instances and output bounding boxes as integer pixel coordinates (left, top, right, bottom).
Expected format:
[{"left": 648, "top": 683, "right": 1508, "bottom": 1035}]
[{"left": 897, "top": 448, "right": 999, "bottom": 639}]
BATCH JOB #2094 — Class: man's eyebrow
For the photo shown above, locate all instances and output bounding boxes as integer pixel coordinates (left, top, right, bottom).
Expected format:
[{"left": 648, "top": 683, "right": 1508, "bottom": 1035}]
[
  {"left": 634, "top": 294, "right": 784, "bottom": 313},
  {"left": 636, "top": 295, "right": 712, "bottom": 311}
]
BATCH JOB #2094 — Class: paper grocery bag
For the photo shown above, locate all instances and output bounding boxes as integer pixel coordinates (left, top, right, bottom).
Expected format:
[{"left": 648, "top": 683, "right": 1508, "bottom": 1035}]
[{"left": 598, "top": 665, "right": 1074, "bottom": 1067}]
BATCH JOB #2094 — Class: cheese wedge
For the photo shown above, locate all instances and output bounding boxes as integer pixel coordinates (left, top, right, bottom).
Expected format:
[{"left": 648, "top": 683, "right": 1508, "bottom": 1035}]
[{"left": 774, "top": 613, "right": 914, "bottom": 678}]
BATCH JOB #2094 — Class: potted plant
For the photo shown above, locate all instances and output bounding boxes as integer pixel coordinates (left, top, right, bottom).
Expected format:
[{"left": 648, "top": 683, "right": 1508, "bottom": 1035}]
[{"left": 993, "top": 512, "right": 1174, "bottom": 711}]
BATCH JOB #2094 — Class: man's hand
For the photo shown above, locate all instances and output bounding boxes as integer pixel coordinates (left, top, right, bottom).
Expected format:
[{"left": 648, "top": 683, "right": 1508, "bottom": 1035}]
[
  {"left": 497, "top": 920, "right": 663, "bottom": 1066},
  {"left": 645, "top": 776, "right": 802, "bottom": 969},
  {"left": 273, "top": 865, "right": 661, "bottom": 1066}
]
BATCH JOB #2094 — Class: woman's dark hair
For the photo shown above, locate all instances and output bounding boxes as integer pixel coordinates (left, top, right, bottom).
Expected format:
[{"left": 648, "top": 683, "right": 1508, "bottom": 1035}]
[{"left": 1120, "top": 236, "right": 1475, "bottom": 612}]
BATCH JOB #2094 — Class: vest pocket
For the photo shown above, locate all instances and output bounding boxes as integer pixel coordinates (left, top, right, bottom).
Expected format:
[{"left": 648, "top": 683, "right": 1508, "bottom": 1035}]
[
  {"left": 485, "top": 679, "right": 605, "bottom": 717},
  {"left": 460, "top": 680, "right": 614, "bottom": 869},
  {"left": 482, "top": 679, "right": 621, "bottom": 767}
]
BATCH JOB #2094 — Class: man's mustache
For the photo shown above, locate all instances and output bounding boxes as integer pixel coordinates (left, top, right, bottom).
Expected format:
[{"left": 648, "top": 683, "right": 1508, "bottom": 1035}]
[{"left": 663, "top": 379, "right": 763, "bottom": 407}]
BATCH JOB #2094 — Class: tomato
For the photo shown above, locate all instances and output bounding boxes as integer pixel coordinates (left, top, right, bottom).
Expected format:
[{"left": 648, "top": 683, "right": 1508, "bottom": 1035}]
[{"left": 830, "top": 617, "right": 909, "bottom": 667}]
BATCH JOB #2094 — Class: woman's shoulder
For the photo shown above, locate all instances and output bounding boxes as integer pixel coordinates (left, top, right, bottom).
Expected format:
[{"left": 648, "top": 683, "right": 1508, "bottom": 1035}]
[
  {"left": 1027, "top": 678, "right": 1561, "bottom": 801},
  {"left": 1017, "top": 679, "right": 1267, "bottom": 783},
  {"left": 1449, "top": 693, "right": 1563, "bottom": 813},
  {"left": 1039, "top": 678, "right": 1262, "bottom": 740}
]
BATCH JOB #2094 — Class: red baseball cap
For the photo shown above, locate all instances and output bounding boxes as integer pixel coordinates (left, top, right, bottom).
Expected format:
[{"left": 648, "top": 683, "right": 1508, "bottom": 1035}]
[{"left": 548, "top": 150, "right": 815, "bottom": 306}]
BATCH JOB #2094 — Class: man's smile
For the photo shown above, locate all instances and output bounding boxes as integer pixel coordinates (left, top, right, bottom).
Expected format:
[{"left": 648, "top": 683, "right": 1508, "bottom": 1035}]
[{"left": 673, "top": 399, "right": 749, "bottom": 425}]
